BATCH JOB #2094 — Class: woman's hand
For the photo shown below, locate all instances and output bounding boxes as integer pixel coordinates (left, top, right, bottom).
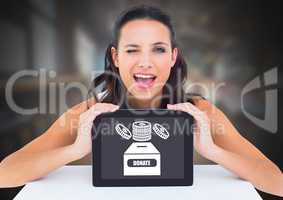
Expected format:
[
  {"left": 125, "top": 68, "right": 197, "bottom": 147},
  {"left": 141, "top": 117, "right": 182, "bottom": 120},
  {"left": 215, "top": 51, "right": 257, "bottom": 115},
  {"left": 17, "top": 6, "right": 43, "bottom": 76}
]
[
  {"left": 192, "top": 98, "right": 228, "bottom": 139},
  {"left": 72, "top": 103, "right": 119, "bottom": 158},
  {"left": 167, "top": 102, "right": 217, "bottom": 159}
]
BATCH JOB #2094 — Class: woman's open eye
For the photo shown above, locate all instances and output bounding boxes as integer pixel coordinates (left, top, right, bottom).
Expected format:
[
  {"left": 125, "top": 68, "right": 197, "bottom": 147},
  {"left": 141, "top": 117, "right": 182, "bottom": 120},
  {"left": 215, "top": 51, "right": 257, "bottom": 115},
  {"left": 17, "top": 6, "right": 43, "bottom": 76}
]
[{"left": 153, "top": 47, "right": 166, "bottom": 53}]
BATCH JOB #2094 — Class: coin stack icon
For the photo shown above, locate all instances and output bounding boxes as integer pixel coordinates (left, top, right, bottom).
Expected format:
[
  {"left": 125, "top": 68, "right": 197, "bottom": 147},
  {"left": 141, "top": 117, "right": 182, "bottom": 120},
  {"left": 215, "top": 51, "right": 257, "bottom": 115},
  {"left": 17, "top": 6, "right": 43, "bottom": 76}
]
[{"left": 132, "top": 121, "right": 152, "bottom": 141}]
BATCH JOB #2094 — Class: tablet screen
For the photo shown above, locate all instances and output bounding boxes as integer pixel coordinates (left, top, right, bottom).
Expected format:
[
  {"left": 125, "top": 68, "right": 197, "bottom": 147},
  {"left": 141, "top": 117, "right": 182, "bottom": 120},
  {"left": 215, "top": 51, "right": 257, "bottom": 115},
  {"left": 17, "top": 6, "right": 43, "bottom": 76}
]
[{"left": 93, "top": 116, "right": 190, "bottom": 180}]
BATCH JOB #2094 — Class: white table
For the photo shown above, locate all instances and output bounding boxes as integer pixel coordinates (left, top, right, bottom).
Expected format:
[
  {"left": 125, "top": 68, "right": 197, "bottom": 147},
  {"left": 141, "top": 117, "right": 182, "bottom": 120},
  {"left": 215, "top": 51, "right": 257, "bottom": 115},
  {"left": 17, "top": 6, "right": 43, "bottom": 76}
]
[{"left": 15, "top": 165, "right": 262, "bottom": 200}]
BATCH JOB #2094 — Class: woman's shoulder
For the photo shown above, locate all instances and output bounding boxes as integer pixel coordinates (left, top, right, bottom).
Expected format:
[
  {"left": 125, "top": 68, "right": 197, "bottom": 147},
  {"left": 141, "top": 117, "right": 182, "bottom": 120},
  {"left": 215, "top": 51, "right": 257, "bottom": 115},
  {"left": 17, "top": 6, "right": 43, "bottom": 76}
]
[
  {"left": 183, "top": 93, "right": 216, "bottom": 112},
  {"left": 186, "top": 95, "right": 225, "bottom": 118},
  {"left": 66, "top": 91, "right": 110, "bottom": 116},
  {"left": 64, "top": 97, "right": 96, "bottom": 118},
  {"left": 184, "top": 93, "right": 206, "bottom": 104}
]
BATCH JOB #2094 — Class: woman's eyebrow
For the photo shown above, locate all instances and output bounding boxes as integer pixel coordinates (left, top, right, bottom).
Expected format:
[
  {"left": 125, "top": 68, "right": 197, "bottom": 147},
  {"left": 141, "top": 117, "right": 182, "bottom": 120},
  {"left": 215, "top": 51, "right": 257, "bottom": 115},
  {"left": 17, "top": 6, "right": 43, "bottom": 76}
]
[
  {"left": 124, "top": 42, "right": 169, "bottom": 48},
  {"left": 152, "top": 42, "right": 169, "bottom": 46},
  {"left": 124, "top": 44, "right": 139, "bottom": 48}
]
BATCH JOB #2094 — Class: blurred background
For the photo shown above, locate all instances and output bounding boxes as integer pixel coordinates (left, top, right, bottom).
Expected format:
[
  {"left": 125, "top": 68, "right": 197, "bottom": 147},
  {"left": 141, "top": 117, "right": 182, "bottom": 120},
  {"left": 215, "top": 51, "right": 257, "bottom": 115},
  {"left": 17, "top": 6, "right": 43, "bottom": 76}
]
[{"left": 0, "top": 0, "right": 282, "bottom": 199}]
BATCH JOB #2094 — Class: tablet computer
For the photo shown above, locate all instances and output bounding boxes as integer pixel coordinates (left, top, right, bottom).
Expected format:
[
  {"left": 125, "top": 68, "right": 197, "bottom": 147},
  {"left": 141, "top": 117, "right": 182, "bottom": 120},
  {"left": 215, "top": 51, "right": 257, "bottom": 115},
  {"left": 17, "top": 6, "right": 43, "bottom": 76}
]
[{"left": 92, "top": 109, "right": 194, "bottom": 186}]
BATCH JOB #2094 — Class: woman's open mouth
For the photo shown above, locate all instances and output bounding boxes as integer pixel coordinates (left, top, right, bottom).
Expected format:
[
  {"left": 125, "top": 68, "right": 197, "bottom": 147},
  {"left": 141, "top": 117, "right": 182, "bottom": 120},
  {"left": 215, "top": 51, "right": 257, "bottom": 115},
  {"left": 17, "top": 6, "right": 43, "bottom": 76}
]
[{"left": 133, "top": 73, "right": 157, "bottom": 89}]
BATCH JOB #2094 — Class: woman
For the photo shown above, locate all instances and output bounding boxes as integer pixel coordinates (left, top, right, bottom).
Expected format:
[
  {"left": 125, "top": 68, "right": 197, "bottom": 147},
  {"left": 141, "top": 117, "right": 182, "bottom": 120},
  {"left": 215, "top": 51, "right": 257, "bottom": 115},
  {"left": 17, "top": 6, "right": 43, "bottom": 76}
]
[{"left": 0, "top": 5, "right": 282, "bottom": 197}]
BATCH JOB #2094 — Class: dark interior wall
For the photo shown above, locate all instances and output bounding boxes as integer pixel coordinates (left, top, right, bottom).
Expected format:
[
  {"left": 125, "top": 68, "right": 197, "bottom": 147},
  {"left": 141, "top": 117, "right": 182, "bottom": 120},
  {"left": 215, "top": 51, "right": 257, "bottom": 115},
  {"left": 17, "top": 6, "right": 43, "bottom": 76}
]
[{"left": 0, "top": 0, "right": 282, "bottom": 199}]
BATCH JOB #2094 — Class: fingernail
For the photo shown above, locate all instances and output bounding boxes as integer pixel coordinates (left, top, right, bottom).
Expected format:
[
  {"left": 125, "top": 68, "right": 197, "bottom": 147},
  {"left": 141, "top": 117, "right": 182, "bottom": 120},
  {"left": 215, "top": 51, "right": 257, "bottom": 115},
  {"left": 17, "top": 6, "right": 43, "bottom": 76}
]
[{"left": 112, "top": 106, "right": 119, "bottom": 111}]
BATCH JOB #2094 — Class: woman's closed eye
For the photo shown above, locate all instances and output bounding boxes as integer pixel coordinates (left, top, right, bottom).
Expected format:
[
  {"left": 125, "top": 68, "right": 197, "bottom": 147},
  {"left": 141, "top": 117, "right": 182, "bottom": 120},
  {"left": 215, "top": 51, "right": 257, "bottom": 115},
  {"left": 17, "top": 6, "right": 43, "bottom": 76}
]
[{"left": 126, "top": 49, "right": 138, "bottom": 53}]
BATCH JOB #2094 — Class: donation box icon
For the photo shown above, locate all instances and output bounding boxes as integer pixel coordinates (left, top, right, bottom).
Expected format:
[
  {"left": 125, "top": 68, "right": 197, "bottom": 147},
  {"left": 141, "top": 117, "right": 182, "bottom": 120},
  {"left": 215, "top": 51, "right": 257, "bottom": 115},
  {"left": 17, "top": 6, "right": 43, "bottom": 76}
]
[{"left": 115, "top": 120, "right": 170, "bottom": 176}]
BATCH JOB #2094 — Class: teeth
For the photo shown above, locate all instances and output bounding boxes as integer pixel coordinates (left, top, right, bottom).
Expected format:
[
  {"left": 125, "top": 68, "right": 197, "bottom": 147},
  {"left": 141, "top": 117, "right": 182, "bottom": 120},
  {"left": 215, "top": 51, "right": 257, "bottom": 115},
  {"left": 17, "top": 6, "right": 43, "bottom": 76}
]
[{"left": 134, "top": 74, "right": 155, "bottom": 79}]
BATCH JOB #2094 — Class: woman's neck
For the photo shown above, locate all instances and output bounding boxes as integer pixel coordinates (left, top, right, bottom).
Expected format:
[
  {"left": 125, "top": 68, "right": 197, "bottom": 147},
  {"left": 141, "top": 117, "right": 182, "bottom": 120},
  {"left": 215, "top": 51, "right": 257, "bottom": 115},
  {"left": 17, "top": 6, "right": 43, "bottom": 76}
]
[{"left": 126, "top": 92, "right": 162, "bottom": 109}]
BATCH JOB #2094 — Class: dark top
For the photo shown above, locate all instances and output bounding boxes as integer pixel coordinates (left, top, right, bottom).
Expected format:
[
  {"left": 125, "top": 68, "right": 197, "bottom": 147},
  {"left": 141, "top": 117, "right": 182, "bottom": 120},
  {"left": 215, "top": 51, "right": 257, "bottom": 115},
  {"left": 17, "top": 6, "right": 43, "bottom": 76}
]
[{"left": 119, "top": 96, "right": 170, "bottom": 109}]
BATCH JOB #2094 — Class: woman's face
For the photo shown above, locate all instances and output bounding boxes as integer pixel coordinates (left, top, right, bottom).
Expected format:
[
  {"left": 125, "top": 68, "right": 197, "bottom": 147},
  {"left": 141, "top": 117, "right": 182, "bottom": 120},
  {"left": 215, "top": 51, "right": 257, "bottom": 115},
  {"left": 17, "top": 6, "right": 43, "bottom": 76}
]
[{"left": 112, "top": 19, "right": 178, "bottom": 101}]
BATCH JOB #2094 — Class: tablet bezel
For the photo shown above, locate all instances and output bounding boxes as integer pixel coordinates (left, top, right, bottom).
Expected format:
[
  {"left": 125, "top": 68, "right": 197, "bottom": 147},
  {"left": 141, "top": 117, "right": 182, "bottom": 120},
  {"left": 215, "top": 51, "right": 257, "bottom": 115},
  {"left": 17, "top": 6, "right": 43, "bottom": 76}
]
[{"left": 92, "top": 109, "right": 194, "bottom": 187}]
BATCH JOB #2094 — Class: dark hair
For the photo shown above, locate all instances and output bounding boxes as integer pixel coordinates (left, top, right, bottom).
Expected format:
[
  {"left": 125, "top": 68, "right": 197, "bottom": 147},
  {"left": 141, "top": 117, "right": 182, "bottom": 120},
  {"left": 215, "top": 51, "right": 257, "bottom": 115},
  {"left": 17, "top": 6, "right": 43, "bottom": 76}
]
[{"left": 88, "top": 5, "right": 192, "bottom": 108}]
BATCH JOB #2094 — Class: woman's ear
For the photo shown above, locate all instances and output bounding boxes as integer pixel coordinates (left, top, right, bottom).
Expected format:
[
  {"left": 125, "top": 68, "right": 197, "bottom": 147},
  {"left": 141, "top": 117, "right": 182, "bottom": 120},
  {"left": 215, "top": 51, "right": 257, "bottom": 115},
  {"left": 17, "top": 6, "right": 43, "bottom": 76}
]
[
  {"left": 111, "top": 47, "right": 119, "bottom": 68},
  {"left": 171, "top": 47, "right": 178, "bottom": 68}
]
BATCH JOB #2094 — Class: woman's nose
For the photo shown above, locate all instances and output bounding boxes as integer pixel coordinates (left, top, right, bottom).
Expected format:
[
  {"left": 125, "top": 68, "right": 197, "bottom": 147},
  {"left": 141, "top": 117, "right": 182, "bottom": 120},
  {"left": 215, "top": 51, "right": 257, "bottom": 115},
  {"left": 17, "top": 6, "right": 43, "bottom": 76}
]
[{"left": 138, "top": 52, "right": 153, "bottom": 68}]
